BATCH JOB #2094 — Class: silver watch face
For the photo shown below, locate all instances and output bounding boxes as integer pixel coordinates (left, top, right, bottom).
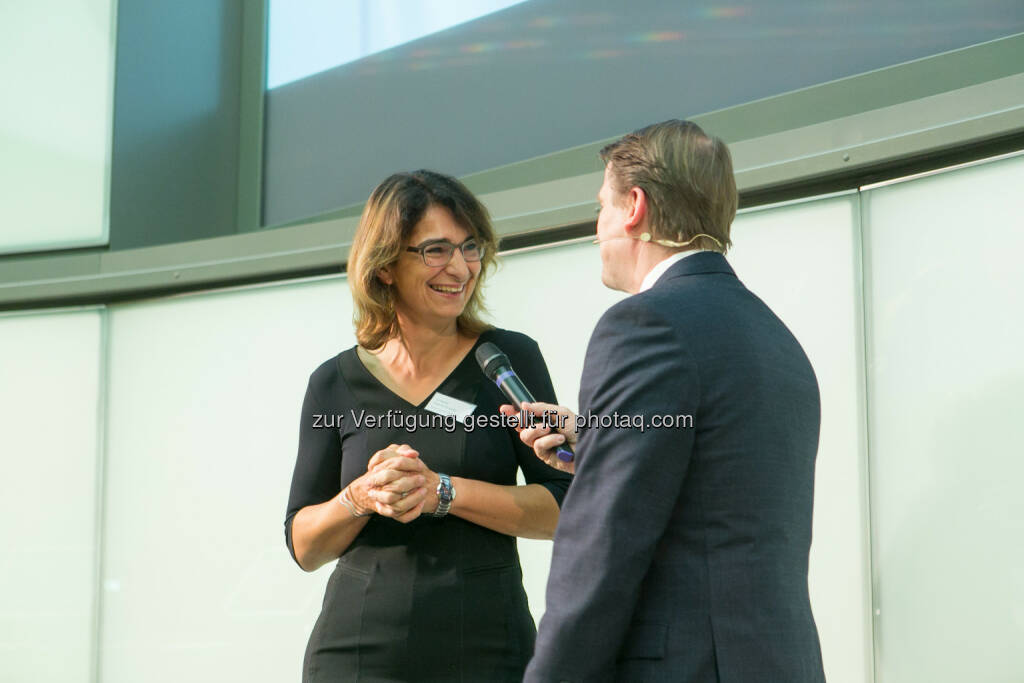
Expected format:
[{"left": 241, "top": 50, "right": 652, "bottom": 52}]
[{"left": 437, "top": 475, "right": 453, "bottom": 503}]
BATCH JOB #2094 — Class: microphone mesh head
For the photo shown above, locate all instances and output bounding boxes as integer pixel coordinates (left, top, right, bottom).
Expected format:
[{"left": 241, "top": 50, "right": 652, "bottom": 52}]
[{"left": 475, "top": 342, "right": 510, "bottom": 380}]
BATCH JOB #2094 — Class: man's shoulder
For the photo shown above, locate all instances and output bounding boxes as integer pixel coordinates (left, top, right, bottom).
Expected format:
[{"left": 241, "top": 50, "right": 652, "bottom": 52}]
[
  {"left": 586, "top": 294, "right": 685, "bottom": 365},
  {"left": 591, "top": 287, "right": 698, "bottom": 347},
  {"left": 595, "top": 291, "right": 665, "bottom": 328}
]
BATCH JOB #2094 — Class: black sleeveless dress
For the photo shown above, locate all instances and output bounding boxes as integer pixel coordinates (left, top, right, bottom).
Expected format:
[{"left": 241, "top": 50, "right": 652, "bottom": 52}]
[{"left": 284, "top": 329, "right": 571, "bottom": 682}]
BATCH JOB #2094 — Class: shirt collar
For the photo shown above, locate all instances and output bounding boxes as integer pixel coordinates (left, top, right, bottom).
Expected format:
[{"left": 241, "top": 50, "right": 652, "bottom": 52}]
[{"left": 638, "top": 250, "right": 708, "bottom": 293}]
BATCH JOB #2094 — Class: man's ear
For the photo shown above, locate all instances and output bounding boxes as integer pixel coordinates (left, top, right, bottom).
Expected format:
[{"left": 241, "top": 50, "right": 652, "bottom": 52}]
[{"left": 623, "top": 186, "right": 649, "bottom": 237}]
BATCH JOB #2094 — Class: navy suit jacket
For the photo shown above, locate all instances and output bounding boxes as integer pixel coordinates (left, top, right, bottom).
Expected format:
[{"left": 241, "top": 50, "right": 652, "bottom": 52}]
[{"left": 525, "top": 252, "right": 825, "bottom": 682}]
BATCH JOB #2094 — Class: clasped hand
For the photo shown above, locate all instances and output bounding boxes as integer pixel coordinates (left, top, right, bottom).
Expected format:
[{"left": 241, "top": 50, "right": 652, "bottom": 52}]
[{"left": 347, "top": 444, "right": 440, "bottom": 523}]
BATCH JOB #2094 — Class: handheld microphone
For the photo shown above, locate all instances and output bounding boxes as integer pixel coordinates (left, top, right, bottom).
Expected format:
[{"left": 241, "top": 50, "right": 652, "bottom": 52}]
[{"left": 475, "top": 342, "right": 575, "bottom": 463}]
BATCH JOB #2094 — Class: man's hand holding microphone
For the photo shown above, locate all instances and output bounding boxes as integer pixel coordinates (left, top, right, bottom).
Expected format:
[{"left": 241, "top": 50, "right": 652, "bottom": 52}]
[
  {"left": 475, "top": 341, "right": 578, "bottom": 474},
  {"left": 499, "top": 401, "right": 578, "bottom": 474}
]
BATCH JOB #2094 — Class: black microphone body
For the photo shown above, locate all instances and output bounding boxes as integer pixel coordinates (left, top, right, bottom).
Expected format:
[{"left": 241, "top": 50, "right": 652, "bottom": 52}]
[{"left": 475, "top": 342, "right": 575, "bottom": 463}]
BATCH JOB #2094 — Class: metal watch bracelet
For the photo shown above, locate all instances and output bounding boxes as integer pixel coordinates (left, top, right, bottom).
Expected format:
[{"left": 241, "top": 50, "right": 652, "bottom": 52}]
[{"left": 433, "top": 473, "right": 455, "bottom": 517}]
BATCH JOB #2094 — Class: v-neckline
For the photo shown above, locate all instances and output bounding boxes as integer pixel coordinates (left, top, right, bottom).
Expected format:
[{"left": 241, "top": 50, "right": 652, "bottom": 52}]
[{"left": 348, "top": 334, "right": 486, "bottom": 410}]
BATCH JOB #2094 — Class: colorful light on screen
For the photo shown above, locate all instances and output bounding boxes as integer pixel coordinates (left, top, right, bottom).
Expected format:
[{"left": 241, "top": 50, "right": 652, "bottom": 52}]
[
  {"left": 585, "top": 49, "right": 625, "bottom": 59},
  {"left": 530, "top": 13, "right": 614, "bottom": 29},
  {"left": 699, "top": 6, "right": 750, "bottom": 19},
  {"left": 461, "top": 42, "right": 497, "bottom": 54},
  {"left": 630, "top": 31, "right": 686, "bottom": 43}
]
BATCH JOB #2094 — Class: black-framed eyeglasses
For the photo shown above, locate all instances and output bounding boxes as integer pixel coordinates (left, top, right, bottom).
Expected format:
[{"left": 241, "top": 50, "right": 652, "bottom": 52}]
[{"left": 405, "top": 238, "right": 484, "bottom": 267}]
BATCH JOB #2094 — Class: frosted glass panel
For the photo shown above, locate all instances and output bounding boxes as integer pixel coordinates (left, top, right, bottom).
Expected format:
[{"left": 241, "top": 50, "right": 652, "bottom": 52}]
[
  {"left": 0, "top": 1, "right": 114, "bottom": 254},
  {"left": 102, "top": 280, "right": 349, "bottom": 682},
  {"left": 0, "top": 308, "right": 103, "bottom": 682},
  {"left": 728, "top": 195, "right": 872, "bottom": 683},
  {"left": 864, "top": 154, "right": 1024, "bottom": 683}
]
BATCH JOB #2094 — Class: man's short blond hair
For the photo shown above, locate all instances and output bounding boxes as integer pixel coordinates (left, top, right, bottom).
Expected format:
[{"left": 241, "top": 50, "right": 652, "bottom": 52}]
[{"left": 600, "top": 119, "right": 737, "bottom": 253}]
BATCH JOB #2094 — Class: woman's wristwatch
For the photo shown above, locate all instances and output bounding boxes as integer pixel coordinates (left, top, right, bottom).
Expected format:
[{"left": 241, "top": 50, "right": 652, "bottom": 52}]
[{"left": 433, "top": 473, "right": 455, "bottom": 517}]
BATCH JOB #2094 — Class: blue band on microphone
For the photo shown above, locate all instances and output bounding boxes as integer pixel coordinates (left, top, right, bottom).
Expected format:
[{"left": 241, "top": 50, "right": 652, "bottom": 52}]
[
  {"left": 556, "top": 447, "right": 575, "bottom": 462},
  {"left": 495, "top": 370, "right": 516, "bottom": 387}
]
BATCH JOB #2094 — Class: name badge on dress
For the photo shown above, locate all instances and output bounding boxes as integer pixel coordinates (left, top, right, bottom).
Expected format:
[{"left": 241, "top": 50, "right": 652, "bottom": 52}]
[{"left": 423, "top": 392, "right": 477, "bottom": 424}]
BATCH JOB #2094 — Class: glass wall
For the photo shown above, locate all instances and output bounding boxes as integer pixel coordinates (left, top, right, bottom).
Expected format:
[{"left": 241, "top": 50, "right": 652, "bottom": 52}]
[{"left": 0, "top": 1, "right": 115, "bottom": 254}]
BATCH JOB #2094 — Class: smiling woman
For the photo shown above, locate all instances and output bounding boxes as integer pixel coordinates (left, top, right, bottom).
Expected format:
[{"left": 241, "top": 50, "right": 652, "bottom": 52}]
[
  {"left": 348, "top": 171, "right": 497, "bottom": 352},
  {"left": 284, "top": 170, "right": 571, "bottom": 682},
  {"left": 380, "top": 205, "right": 484, "bottom": 332}
]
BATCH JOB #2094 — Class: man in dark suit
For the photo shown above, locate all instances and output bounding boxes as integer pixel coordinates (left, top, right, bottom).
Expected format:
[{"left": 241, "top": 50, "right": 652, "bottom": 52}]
[{"left": 513, "top": 120, "right": 826, "bottom": 681}]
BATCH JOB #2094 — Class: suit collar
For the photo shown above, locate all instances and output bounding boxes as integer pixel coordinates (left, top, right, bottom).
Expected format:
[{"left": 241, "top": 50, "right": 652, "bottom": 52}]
[
  {"left": 651, "top": 250, "right": 735, "bottom": 288},
  {"left": 639, "top": 250, "right": 710, "bottom": 292}
]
